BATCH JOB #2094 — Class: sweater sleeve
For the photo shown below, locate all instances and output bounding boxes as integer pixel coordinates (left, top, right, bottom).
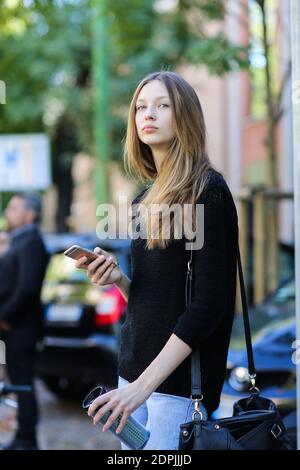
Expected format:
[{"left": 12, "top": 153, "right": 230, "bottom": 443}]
[{"left": 172, "top": 185, "right": 236, "bottom": 350}]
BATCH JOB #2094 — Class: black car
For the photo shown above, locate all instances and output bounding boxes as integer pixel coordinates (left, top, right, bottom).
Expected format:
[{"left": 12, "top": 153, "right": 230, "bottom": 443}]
[
  {"left": 36, "top": 233, "right": 130, "bottom": 398},
  {"left": 214, "top": 279, "right": 296, "bottom": 421}
]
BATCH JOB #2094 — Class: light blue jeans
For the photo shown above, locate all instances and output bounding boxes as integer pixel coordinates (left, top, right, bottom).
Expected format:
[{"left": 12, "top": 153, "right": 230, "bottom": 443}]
[{"left": 118, "top": 376, "right": 208, "bottom": 450}]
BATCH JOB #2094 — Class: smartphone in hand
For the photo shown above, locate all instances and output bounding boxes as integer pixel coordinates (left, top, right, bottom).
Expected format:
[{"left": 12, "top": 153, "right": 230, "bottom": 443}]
[
  {"left": 64, "top": 245, "right": 99, "bottom": 267},
  {"left": 64, "top": 245, "right": 118, "bottom": 269}
]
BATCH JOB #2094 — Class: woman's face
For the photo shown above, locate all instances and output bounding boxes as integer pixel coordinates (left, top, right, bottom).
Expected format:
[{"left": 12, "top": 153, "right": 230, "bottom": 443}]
[{"left": 135, "top": 79, "right": 175, "bottom": 149}]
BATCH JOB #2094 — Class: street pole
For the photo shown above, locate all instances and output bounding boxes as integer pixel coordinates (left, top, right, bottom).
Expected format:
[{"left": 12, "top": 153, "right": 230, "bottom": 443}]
[
  {"left": 290, "top": 0, "right": 300, "bottom": 450},
  {"left": 92, "top": 0, "right": 109, "bottom": 207}
]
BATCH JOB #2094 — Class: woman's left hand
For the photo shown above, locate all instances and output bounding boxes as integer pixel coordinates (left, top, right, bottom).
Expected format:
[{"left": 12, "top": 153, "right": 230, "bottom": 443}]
[{"left": 87, "top": 380, "right": 150, "bottom": 434}]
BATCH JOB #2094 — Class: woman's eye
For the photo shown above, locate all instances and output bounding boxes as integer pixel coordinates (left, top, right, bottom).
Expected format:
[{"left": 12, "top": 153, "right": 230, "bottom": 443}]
[
  {"left": 136, "top": 105, "right": 145, "bottom": 111},
  {"left": 159, "top": 103, "right": 169, "bottom": 108}
]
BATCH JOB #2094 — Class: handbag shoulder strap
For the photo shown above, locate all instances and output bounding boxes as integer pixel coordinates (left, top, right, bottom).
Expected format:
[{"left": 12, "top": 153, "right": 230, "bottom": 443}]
[
  {"left": 187, "top": 243, "right": 256, "bottom": 399},
  {"left": 236, "top": 244, "right": 256, "bottom": 377}
]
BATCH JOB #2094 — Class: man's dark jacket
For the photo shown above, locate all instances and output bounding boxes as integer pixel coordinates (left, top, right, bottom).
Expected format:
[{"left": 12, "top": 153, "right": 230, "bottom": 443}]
[{"left": 0, "top": 226, "right": 49, "bottom": 328}]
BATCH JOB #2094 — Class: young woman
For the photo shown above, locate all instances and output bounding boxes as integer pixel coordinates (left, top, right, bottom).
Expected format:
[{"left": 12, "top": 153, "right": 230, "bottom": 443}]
[{"left": 76, "top": 71, "right": 239, "bottom": 450}]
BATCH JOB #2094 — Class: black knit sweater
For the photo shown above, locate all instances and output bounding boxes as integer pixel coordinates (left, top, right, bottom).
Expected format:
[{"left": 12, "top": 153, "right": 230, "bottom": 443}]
[{"left": 117, "top": 169, "right": 239, "bottom": 415}]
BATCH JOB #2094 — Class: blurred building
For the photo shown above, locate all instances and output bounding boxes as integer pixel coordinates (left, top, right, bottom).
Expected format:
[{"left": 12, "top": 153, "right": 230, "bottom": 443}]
[
  {"left": 42, "top": 0, "right": 294, "bottom": 273},
  {"left": 180, "top": 0, "right": 293, "bottom": 249},
  {"left": 70, "top": 153, "right": 135, "bottom": 234}
]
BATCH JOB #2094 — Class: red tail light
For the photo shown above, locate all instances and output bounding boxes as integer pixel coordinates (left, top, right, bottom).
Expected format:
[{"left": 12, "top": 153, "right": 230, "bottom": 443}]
[{"left": 94, "top": 286, "right": 127, "bottom": 326}]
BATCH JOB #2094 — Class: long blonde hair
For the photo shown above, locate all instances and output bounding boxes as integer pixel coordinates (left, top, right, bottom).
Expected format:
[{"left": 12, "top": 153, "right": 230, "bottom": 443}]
[{"left": 124, "top": 71, "right": 216, "bottom": 250}]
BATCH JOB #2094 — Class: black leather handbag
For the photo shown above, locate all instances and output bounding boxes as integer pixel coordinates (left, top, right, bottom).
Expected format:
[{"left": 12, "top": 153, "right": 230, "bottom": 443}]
[{"left": 178, "top": 245, "right": 292, "bottom": 451}]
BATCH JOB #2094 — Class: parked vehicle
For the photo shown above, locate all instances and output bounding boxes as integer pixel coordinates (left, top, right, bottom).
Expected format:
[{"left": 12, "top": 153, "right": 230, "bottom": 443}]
[
  {"left": 36, "top": 233, "right": 130, "bottom": 398},
  {"left": 215, "top": 278, "right": 296, "bottom": 420}
]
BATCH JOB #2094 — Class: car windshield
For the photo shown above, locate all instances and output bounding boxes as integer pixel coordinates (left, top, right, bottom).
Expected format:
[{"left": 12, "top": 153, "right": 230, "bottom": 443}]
[
  {"left": 267, "top": 279, "right": 295, "bottom": 306},
  {"left": 44, "top": 253, "right": 88, "bottom": 284},
  {"left": 42, "top": 252, "right": 102, "bottom": 304},
  {"left": 230, "top": 279, "right": 295, "bottom": 350}
]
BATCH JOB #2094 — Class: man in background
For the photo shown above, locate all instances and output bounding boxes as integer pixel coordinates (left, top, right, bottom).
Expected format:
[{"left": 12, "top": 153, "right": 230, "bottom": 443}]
[{"left": 0, "top": 193, "right": 49, "bottom": 450}]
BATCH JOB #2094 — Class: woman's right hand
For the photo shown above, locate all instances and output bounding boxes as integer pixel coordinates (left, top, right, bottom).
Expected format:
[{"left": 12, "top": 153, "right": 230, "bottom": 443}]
[{"left": 75, "top": 246, "right": 123, "bottom": 287}]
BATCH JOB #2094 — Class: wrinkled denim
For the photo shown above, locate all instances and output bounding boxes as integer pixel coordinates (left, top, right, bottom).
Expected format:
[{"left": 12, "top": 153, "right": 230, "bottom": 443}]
[{"left": 118, "top": 376, "right": 207, "bottom": 450}]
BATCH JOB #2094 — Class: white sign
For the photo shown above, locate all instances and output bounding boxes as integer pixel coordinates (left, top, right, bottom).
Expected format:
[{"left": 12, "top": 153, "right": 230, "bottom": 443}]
[
  {"left": 0, "top": 340, "right": 6, "bottom": 364},
  {"left": 0, "top": 80, "right": 5, "bottom": 104},
  {"left": 0, "top": 133, "right": 51, "bottom": 190}
]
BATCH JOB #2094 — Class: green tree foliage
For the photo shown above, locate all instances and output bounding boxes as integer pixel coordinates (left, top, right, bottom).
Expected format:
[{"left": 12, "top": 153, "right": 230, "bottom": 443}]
[
  {"left": 0, "top": 0, "right": 92, "bottom": 229},
  {"left": 0, "top": 0, "right": 249, "bottom": 227},
  {"left": 101, "top": 0, "right": 249, "bottom": 160},
  {"left": 0, "top": 0, "right": 91, "bottom": 142},
  {"left": 1, "top": 0, "right": 249, "bottom": 158}
]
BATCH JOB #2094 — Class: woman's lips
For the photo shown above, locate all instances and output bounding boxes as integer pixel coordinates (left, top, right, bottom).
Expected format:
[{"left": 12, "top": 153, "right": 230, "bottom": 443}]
[{"left": 142, "top": 126, "right": 158, "bottom": 133}]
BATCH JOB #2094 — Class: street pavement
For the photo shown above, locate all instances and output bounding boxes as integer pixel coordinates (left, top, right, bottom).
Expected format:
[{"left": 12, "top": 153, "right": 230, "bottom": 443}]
[{"left": 0, "top": 377, "right": 121, "bottom": 450}]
